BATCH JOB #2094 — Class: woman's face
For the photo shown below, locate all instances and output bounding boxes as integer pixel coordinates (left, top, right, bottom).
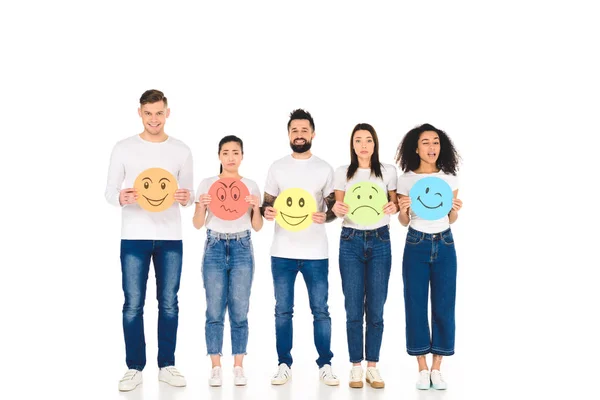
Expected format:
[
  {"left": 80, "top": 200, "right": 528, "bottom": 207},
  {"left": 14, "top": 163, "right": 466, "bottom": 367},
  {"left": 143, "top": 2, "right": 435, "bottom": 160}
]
[
  {"left": 353, "top": 129, "right": 375, "bottom": 160},
  {"left": 219, "top": 141, "right": 243, "bottom": 172},
  {"left": 416, "top": 130, "right": 440, "bottom": 165}
]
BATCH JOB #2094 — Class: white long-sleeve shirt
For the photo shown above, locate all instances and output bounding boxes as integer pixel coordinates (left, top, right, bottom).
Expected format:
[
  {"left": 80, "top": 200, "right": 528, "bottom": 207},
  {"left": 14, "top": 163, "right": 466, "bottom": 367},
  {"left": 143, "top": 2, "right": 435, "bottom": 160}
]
[{"left": 105, "top": 134, "right": 194, "bottom": 240}]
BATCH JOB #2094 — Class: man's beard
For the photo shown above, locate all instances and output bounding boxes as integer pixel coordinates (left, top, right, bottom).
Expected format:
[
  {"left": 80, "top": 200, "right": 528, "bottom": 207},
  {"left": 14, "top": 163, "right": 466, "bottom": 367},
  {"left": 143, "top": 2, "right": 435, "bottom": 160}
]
[{"left": 290, "top": 139, "right": 312, "bottom": 153}]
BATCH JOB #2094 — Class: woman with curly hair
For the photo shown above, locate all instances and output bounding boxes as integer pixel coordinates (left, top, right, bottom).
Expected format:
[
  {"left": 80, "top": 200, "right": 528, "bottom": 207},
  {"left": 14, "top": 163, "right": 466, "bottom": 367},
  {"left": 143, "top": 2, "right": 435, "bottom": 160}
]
[{"left": 395, "top": 123, "right": 463, "bottom": 390}]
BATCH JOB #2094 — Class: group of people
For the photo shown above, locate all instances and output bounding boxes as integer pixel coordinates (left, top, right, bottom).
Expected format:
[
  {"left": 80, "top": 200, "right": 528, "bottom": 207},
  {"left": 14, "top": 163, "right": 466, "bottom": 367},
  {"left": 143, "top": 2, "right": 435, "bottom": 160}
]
[{"left": 105, "top": 89, "right": 463, "bottom": 392}]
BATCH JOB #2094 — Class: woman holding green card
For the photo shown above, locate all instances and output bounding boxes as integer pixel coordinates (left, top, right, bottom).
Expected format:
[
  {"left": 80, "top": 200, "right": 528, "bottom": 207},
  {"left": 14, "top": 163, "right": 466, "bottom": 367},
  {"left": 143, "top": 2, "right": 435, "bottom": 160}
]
[{"left": 332, "top": 123, "right": 398, "bottom": 389}]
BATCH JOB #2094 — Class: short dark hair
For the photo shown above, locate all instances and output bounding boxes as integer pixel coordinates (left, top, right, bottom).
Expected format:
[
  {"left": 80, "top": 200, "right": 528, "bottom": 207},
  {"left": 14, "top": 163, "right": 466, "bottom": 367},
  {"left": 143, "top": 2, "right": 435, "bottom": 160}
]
[
  {"left": 287, "top": 109, "right": 315, "bottom": 131},
  {"left": 140, "top": 89, "right": 168, "bottom": 107}
]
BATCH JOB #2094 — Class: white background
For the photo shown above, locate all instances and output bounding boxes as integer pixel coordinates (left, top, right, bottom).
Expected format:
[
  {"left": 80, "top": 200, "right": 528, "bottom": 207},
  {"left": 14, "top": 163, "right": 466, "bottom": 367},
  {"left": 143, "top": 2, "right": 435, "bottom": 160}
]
[{"left": 2, "top": 1, "right": 599, "bottom": 399}]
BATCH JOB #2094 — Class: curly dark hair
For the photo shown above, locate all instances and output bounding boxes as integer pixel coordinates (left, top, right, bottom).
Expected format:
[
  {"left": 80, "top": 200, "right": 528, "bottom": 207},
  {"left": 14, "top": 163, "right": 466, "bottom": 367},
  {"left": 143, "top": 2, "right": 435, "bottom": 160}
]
[{"left": 395, "top": 123, "right": 460, "bottom": 175}]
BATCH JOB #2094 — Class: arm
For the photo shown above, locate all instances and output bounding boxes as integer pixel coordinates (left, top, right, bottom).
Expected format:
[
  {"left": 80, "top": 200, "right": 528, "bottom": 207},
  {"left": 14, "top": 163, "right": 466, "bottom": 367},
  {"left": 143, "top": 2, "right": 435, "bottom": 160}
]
[
  {"left": 104, "top": 145, "right": 137, "bottom": 207},
  {"left": 192, "top": 193, "right": 210, "bottom": 229},
  {"left": 332, "top": 190, "right": 349, "bottom": 218},
  {"left": 175, "top": 153, "right": 194, "bottom": 207},
  {"left": 247, "top": 194, "right": 264, "bottom": 232},
  {"left": 324, "top": 192, "right": 337, "bottom": 223},
  {"left": 448, "top": 189, "right": 462, "bottom": 224},
  {"left": 397, "top": 194, "right": 411, "bottom": 226},
  {"left": 261, "top": 192, "right": 278, "bottom": 221},
  {"left": 383, "top": 190, "right": 399, "bottom": 215}
]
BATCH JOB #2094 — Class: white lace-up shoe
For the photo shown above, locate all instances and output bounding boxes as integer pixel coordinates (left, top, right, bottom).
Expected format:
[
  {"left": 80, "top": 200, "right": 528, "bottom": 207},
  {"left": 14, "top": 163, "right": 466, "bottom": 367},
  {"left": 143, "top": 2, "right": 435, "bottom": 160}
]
[
  {"left": 365, "top": 367, "right": 384, "bottom": 388},
  {"left": 158, "top": 366, "right": 186, "bottom": 387},
  {"left": 430, "top": 369, "right": 447, "bottom": 390},
  {"left": 209, "top": 366, "right": 222, "bottom": 387},
  {"left": 319, "top": 364, "right": 340, "bottom": 386},
  {"left": 118, "top": 369, "right": 142, "bottom": 392},
  {"left": 416, "top": 369, "right": 431, "bottom": 390},
  {"left": 349, "top": 365, "right": 363, "bottom": 388},
  {"left": 271, "top": 364, "right": 291, "bottom": 385},
  {"left": 233, "top": 366, "right": 247, "bottom": 386}
]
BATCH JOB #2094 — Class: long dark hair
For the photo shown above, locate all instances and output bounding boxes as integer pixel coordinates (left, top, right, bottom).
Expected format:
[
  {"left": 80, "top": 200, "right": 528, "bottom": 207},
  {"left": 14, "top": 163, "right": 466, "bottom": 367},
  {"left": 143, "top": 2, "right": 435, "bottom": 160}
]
[
  {"left": 218, "top": 135, "right": 244, "bottom": 173},
  {"left": 346, "top": 123, "right": 383, "bottom": 180},
  {"left": 395, "top": 123, "right": 460, "bottom": 175}
]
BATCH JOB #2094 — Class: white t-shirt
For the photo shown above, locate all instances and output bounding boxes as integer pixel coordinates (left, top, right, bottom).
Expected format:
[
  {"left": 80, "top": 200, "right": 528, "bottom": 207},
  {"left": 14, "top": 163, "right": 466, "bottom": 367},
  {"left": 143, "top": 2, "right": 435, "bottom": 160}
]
[
  {"left": 334, "top": 163, "right": 398, "bottom": 230},
  {"left": 104, "top": 135, "right": 194, "bottom": 240},
  {"left": 195, "top": 176, "right": 261, "bottom": 234},
  {"left": 264, "top": 154, "right": 334, "bottom": 260},
  {"left": 396, "top": 170, "right": 459, "bottom": 234}
]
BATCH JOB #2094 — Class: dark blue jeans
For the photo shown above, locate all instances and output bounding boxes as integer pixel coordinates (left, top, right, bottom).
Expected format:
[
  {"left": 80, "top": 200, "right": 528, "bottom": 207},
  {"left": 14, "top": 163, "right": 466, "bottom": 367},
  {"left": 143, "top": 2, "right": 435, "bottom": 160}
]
[
  {"left": 339, "top": 225, "right": 392, "bottom": 363},
  {"left": 402, "top": 227, "right": 456, "bottom": 356},
  {"left": 120, "top": 239, "right": 183, "bottom": 370},
  {"left": 203, "top": 229, "right": 254, "bottom": 356},
  {"left": 271, "top": 256, "right": 333, "bottom": 368}
]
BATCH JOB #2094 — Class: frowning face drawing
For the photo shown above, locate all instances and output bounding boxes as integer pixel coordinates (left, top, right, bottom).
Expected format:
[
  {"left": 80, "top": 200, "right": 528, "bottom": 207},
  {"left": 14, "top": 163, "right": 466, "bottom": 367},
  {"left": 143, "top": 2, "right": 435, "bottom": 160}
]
[{"left": 208, "top": 178, "right": 250, "bottom": 220}]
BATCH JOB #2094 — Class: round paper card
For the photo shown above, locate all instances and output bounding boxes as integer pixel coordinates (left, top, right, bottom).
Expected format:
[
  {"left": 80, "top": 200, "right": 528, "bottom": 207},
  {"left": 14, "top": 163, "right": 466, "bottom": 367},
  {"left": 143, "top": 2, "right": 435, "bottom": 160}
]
[
  {"left": 208, "top": 178, "right": 250, "bottom": 220},
  {"left": 409, "top": 177, "right": 453, "bottom": 220},
  {"left": 274, "top": 188, "right": 317, "bottom": 232},
  {"left": 134, "top": 168, "right": 178, "bottom": 212},
  {"left": 343, "top": 181, "right": 387, "bottom": 225}
]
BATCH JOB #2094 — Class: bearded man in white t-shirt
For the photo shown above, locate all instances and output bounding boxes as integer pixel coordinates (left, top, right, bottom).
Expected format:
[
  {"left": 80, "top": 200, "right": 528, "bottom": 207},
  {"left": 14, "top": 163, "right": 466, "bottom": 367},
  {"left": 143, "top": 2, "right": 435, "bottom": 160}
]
[
  {"left": 262, "top": 109, "right": 340, "bottom": 386},
  {"left": 105, "top": 90, "right": 194, "bottom": 392}
]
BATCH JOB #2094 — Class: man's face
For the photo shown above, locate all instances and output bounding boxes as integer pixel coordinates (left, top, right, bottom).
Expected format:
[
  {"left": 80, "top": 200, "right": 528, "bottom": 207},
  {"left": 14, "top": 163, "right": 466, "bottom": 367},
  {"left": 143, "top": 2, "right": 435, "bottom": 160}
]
[
  {"left": 288, "top": 119, "right": 315, "bottom": 153},
  {"left": 138, "top": 101, "right": 170, "bottom": 136}
]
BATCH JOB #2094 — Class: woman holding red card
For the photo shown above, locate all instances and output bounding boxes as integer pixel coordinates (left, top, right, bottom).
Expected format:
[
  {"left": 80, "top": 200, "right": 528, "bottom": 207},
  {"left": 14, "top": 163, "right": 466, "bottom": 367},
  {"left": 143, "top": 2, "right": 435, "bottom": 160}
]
[{"left": 193, "top": 135, "right": 262, "bottom": 387}]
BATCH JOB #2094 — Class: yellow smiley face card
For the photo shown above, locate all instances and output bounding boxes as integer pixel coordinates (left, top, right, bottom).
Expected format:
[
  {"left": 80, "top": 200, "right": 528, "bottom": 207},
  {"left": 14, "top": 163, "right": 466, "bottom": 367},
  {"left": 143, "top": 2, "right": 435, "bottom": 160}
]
[
  {"left": 134, "top": 168, "right": 178, "bottom": 212},
  {"left": 274, "top": 188, "right": 317, "bottom": 232}
]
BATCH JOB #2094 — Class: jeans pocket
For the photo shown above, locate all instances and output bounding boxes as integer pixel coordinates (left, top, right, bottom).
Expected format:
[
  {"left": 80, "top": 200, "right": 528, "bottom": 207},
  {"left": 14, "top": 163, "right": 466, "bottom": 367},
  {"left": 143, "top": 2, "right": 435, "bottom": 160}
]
[
  {"left": 340, "top": 228, "right": 354, "bottom": 241},
  {"left": 441, "top": 230, "right": 454, "bottom": 245},
  {"left": 239, "top": 236, "right": 252, "bottom": 249},
  {"left": 377, "top": 227, "right": 390, "bottom": 242},
  {"left": 405, "top": 230, "right": 423, "bottom": 245},
  {"left": 205, "top": 236, "right": 219, "bottom": 249}
]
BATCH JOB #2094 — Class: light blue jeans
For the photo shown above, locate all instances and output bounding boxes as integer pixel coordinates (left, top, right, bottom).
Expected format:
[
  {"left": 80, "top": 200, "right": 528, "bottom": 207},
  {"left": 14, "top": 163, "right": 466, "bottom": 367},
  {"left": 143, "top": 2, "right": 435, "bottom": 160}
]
[{"left": 202, "top": 229, "right": 254, "bottom": 355}]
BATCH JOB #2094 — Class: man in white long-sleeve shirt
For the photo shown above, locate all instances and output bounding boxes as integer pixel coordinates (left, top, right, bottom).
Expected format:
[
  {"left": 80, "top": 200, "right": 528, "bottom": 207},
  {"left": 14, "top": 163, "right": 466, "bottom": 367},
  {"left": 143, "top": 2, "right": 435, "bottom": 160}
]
[{"left": 105, "top": 89, "right": 194, "bottom": 392}]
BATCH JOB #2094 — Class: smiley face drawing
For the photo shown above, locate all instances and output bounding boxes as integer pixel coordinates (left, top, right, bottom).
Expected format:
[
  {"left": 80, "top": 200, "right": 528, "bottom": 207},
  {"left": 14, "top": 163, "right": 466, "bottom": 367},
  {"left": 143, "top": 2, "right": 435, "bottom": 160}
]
[
  {"left": 208, "top": 178, "right": 250, "bottom": 221},
  {"left": 344, "top": 181, "right": 388, "bottom": 225},
  {"left": 134, "top": 168, "right": 178, "bottom": 212},
  {"left": 409, "top": 177, "right": 453, "bottom": 220},
  {"left": 274, "top": 188, "right": 317, "bottom": 232}
]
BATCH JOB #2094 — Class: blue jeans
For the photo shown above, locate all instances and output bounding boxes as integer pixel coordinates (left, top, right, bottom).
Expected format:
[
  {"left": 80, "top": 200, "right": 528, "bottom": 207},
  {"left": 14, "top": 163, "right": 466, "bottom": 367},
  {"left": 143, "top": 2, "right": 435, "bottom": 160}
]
[
  {"left": 120, "top": 239, "right": 183, "bottom": 370},
  {"left": 271, "top": 256, "right": 333, "bottom": 368},
  {"left": 339, "top": 225, "right": 392, "bottom": 363},
  {"left": 402, "top": 227, "right": 457, "bottom": 356},
  {"left": 203, "top": 229, "right": 254, "bottom": 356}
]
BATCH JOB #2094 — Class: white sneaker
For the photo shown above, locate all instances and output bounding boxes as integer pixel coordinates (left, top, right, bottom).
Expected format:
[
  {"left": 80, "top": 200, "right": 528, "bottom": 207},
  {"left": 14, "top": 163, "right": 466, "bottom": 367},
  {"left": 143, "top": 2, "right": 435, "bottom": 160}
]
[
  {"left": 349, "top": 366, "right": 363, "bottom": 388},
  {"left": 118, "top": 369, "right": 142, "bottom": 392},
  {"left": 271, "top": 364, "right": 291, "bottom": 385},
  {"left": 319, "top": 364, "right": 340, "bottom": 386},
  {"left": 416, "top": 369, "right": 431, "bottom": 390},
  {"left": 233, "top": 366, "right": 247, "bottom": 386},
  {"left": 430, "top": 369, "right": 447, "bottom": 390},
  {"left": 365, "top": 367, "right": 384, "bottom": 389},
  {"left": 158, "top": 366, "right": 186, "bottom": 387},
  {"left": 209, "top": 366, "right": 223, "bottom": 387}
]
